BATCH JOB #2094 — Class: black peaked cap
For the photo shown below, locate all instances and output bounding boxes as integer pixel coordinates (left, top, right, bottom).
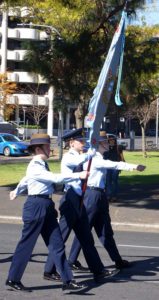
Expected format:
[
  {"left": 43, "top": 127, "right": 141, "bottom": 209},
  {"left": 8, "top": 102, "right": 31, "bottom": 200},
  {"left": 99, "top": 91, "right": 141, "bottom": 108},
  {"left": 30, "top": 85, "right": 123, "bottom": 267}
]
[{"left": 62, "top": 128, "right": 86, "bottom": 141}]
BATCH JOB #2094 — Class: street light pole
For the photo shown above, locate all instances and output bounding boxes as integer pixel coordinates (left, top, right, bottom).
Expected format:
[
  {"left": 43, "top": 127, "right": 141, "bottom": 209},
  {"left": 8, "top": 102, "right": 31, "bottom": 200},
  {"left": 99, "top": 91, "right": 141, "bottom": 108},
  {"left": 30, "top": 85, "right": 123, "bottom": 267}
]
[
  {"left": 58, "top": 110, "right": 63, "bottom": 161},
  {"left": 22, "top": 106, "right": 27, "bottom": 140},
  {"left": 156, "top": 98, "right": 159, "bottom": 148}
]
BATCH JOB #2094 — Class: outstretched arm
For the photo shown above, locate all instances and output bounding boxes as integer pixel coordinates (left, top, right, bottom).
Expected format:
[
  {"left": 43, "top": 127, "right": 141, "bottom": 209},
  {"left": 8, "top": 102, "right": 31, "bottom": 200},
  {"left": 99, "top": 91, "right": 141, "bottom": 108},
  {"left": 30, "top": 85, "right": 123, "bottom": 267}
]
[
  {"left": 10, "top": 176, "right": 28, "bottom": 200},
  {"left": 93, "top": 157, "right": 146, "bottom": 172}
]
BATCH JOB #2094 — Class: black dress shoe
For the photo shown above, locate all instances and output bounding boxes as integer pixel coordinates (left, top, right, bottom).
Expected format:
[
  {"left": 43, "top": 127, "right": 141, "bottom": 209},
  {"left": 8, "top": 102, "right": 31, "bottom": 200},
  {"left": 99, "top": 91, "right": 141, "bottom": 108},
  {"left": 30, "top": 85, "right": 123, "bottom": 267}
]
[
  {"left": 69, "top": 260, "right": 89, "bottom": 272},
  {"left": 94, "top": 269, "right": 117, "bottom": 283},
  {"left": 6, "top": 280, "right": 32, "bottom": 292},
  {"left": 115, "top": 259, "right": 132, "bottom": 269},
  {"left": 43, "top": 272, "right": 61, "bottom": 282},
  {"left": 62, "top": 280, "right": 86, "bottom": 292}
]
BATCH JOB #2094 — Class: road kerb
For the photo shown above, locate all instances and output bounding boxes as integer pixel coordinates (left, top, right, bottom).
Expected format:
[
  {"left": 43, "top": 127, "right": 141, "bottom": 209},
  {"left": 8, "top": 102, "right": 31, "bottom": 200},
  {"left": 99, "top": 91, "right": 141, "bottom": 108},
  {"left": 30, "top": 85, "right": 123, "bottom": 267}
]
[
  {"left": 1, "top": 215, "right": 159, "bottom": 232},
  {"left": 112, "top": 221, "right": 159, "bottom": 232}
]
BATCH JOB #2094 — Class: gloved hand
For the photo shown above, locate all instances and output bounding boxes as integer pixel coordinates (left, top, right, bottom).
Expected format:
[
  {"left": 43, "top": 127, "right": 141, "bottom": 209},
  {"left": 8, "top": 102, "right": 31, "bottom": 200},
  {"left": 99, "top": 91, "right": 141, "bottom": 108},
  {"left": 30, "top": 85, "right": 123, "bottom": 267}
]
[
  {"left": 10, "top": 190, "right": 17, "bottom": 201},
  {"left": 79, "top": 171, "right": 90, "bottom": 180},
  {"left": 136, "top": 165, "right": 146, "bottom": 172},
  {"left": 87, "top": 147, "right": 96, "bottom": 158}
]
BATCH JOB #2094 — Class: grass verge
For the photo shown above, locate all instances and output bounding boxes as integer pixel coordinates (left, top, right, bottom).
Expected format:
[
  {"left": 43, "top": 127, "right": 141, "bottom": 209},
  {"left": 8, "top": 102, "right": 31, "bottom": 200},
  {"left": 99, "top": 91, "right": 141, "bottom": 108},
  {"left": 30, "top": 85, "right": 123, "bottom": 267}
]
[{"left": 0, "top": 151, "right": 158, "bottom": 186}]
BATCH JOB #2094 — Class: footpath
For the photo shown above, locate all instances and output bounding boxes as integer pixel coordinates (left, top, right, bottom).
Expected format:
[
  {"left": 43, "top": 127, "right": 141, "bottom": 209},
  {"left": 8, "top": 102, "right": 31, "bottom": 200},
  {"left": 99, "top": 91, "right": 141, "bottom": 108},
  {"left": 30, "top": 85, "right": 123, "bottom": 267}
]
[{"left": 0, "top": 184, "right": 159, "bottom": 233}]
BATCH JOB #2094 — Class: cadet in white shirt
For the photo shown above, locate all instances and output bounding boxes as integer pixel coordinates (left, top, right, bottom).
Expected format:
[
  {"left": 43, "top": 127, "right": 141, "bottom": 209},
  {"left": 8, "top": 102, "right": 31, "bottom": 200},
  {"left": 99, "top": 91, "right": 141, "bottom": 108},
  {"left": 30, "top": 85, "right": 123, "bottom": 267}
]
[
  {"left": 47, "top": 128, "right": 117, "bottom": 283},
  {"left": 68, "top": 131, "right": 146, "bottom": 271},
  {"left": 6, "top": 133, "right": 89, "bottom": 293}
]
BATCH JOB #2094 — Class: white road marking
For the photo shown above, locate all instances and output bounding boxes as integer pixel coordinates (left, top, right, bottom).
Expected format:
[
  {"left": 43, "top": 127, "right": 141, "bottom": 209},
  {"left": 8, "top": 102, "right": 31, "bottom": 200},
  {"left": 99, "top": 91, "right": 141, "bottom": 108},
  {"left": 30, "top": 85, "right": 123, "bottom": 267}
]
[
  {"left": 145, "top": 281, "right": 159, "bottom": 284},
  {"left": 0, "top": 215, "right": 22, "bottom": 221},
  {"left": 112, "top": 222, "right": 159, "bottom": 229},
  {"left": 118, "top": 244, "right": 159, "bottom": 249}
]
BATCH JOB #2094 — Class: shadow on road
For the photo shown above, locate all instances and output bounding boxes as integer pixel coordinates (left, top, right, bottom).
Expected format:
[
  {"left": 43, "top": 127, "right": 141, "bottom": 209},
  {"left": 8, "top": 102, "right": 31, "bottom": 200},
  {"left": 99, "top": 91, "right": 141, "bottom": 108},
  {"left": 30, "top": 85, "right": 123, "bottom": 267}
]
[
  {"left": 1, "top": 252, "right": 159, "bottom": 284},
  {"left": 106, "top": 255, "right": 159, "bottom": 283},
  {"left": 114, "top": 182, "right": 159, "bottom": 211}
]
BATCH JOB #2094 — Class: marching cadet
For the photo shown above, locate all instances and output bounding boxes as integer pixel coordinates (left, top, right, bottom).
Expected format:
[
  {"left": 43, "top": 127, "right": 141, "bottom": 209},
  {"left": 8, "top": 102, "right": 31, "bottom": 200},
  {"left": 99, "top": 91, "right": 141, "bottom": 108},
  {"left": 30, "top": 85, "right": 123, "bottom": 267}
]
[
  {"left": 68, "top": 131, "right": 146, "bottom": 271},
  {"left": 46, "top": 128, "right": 116, "bottom": 282},
  {"left": 6, "top": 133, "right": 90, "bottom": 293}
]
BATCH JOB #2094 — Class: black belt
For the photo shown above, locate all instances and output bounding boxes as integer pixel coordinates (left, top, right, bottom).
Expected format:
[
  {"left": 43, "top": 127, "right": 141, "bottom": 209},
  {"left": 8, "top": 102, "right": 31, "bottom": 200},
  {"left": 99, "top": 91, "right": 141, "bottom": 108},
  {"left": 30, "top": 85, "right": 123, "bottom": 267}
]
[
  {"left": 87, "top": 186, "right": 105, "bottom": 192},
  {"left": 30, "top": 195, "right": 52, "bottom": 199}
]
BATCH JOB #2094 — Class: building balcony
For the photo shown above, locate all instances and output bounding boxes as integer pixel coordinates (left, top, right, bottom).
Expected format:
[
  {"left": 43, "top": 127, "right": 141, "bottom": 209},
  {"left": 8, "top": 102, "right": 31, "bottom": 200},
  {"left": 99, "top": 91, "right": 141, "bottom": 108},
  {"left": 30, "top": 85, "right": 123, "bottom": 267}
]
[
  {"left": 6, "top": 50, "right": 20, "bottom": 60},
  {"left": 39, "top": 31, "right": 49, "bottom": 40},
  {"left": 15, "top": 49, "right": 26, "bottom": 60},
  {"left": 6, "top": 50, "right": 27, "bottom": 61},
  {"left": 0, "top": 49, "right": 26, "bottom": 61},
  {"left": 8, "top": 94, "right": 49, "bottom": 106},
  {"left": 7, "top": 71, "right": 47, "bottom": 83},
  {"left": 9, "top": 51, "right": 19, "bottom": 61},
  {"left": 1, "top": 28, "right": 40, "bottom": 40},
  {"left": 7, "top": 72, "right": 19, "bottom": 82},
  {"left": 38, "top": 74, "right": 48, "bottom": 84},
  {"left": 18, "top": 28, "right": 40, "bottom": 40},
  {"left": 8, "top": 6, "right": 32, "bottom": 18},
  {"left": 3, "top": 28, "right": 20, "bottom": 39},
  {"left": 0, "top": 26, "right": 50, "bottom": 41}
]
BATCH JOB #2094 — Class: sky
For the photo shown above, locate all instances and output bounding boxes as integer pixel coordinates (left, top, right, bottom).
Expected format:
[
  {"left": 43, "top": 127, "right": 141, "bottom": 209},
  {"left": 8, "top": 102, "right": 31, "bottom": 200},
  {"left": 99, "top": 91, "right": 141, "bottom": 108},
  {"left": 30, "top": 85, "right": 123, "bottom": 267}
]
[{"left": 129, "top": 0, "right": 159, "bottom": 26}]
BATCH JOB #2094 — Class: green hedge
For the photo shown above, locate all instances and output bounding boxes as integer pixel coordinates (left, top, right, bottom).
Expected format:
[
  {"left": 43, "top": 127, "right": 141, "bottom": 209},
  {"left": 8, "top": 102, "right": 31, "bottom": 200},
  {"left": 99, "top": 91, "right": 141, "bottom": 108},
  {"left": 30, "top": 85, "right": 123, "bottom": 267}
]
[{"left": 19, "top": 125, "right": 42, "bottom": 129}]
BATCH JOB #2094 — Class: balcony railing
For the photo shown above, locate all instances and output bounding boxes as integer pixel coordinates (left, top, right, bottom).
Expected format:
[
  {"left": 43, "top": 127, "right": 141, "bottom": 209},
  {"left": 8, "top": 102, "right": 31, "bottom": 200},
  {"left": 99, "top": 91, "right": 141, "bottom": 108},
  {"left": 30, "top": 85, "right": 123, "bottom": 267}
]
[
  {"left": 8, "top": 94, "right": 48, "bottom": 106},
  {"left": 7, "top": 71, "right": 47, "bottom": 83}
]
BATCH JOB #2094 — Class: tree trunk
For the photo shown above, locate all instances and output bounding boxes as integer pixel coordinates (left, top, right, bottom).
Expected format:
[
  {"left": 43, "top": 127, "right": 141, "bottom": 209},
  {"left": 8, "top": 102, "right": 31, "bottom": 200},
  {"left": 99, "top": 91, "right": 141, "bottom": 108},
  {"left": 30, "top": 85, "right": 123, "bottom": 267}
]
[
  {"left": 74, "top": 104, "right": 84, "bottom": 128},
  {"left": 141, "top": 124, "right": 147, "bottom": 157}
]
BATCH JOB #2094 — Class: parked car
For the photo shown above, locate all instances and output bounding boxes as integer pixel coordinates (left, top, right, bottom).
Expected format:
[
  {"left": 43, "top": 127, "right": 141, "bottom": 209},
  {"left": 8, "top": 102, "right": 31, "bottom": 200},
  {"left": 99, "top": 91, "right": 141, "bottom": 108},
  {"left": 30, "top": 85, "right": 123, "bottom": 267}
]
[
  {"left": 0, "top": 122, "right": 18, "bottom": 135},
  {"left": 0, "top": 133, "right": 29, "bottom": 156}
]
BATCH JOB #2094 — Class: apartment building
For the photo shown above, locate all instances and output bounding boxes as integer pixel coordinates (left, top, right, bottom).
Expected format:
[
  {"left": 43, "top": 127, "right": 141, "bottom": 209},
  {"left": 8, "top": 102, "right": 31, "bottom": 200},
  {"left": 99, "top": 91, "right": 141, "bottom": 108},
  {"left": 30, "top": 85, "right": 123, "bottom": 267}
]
[{"left": 0, "top": 7, "right": 56, "bottom": 136}]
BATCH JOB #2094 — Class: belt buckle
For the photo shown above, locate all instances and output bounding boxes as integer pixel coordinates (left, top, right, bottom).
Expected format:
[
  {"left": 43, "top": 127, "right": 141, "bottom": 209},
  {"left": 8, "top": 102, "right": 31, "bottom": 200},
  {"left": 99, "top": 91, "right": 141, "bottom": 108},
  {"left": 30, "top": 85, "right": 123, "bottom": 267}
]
[{"left": 88, "top": 186, "right": 93, "bottom": 190}]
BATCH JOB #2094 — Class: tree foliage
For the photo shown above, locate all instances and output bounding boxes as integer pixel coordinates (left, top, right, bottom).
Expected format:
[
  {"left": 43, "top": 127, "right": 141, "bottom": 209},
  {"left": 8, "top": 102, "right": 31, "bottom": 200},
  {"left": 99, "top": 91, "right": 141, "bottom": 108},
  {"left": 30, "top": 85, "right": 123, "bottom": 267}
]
[
  {"left": 120, "top": 25, "right": 159, "bottom": 155},
  {"left": 0, "top": 73, "right": 17, "bottom": 120},
  {"left": 1, "top": 1, "right": 149, "bottom": 127},
  {"left": 14, "top": 0, "right": 145, "bottom": 40},
  {"left": 122, "top": 26, "right": 159, "bottom": 115},
  {"left": 20, "top": 0, "right": 146, "bottom": 126}
]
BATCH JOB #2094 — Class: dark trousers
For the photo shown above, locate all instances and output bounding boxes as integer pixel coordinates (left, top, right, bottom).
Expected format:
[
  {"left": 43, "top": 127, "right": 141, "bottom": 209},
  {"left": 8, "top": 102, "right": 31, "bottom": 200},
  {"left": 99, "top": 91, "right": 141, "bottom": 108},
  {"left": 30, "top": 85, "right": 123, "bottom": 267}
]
[
  {"left": 68, "top": 189, "right": 121, "bottom": 264},
  {"left": 8, "top": 195, "right": 72, "bottom": 283},
  {"left": 48, "top": 188, "right": 104, "bottom": 275},
  {"left": 106, "top": 169, "right": 120, "bottom": 198}
]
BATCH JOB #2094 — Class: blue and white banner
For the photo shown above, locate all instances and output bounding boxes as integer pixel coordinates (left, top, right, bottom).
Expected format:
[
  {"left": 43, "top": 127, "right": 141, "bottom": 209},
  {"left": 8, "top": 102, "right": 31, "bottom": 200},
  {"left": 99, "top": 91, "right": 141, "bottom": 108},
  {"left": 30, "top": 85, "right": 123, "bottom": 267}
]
[{"left": 85, "top": 10, "right": 127, "bottom": 148}]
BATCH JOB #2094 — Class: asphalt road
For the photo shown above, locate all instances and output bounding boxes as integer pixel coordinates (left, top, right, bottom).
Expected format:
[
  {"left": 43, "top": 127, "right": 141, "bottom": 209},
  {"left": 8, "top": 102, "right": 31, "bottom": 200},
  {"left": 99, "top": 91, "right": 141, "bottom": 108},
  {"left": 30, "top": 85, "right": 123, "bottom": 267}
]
[
  {"left": 0, "top": 224, "right": 159, "bottom": 300},
  {"left": 0, "top": 155, "right": 159, "bottom": 299}
]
